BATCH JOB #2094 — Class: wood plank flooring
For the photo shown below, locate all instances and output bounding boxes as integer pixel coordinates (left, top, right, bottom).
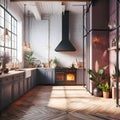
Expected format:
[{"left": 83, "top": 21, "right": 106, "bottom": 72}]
[{"left": 0, "top": 86, "right": 120, "bottom": 120}]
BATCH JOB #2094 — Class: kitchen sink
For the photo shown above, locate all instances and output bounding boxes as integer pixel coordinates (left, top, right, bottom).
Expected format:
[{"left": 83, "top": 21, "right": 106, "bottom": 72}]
[{"left": 16, "top": 68, "right": 31, "bottom": 78}]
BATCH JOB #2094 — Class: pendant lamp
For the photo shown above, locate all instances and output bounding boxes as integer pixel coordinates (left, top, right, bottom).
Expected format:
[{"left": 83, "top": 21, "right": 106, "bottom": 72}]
[
  {"left": 23, "top": 4, "right": 28, "bottom": 51},
  {"left": 1, "top": 0, "right": 10, "bottom": 42}
]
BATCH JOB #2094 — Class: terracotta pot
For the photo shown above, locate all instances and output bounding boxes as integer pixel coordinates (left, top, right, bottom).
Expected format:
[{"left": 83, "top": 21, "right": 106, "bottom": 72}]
[
  {"left": 28, "top": 64, "right": 33, "bottom": 68},
  {"left": 103, "top": 91, "right": 110, "bottom": 98}
]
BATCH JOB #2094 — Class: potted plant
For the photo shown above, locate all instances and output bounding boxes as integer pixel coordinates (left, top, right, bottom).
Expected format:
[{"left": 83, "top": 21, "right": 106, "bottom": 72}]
[
  {"left": 0, "top": 52, "right": 11, "bottom": 73},
  {"left": 98, "top": 82, "right": 110, "bottom": 98},
  {"left": 51, "top": 57, "right": 58, "bottom": 68},
  {"left": 88, "top": 66, "right": 108, "bottom": 97},
  {"left": 25, "top": 51, "right": 36, "bottom": 68}
]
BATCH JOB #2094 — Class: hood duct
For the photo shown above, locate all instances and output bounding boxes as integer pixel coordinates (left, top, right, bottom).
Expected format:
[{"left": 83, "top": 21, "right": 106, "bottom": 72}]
[{"left": 55, "top": 11, "right": 76, "bottom": 52}]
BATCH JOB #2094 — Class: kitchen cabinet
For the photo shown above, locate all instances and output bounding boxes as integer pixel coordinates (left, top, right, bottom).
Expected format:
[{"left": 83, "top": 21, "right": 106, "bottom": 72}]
[
  {"left": 37, "top": 69, "right": 55, "bottom": 85},
  {"left": 19, "top": 72, "right": 25, "bottom": 96},
  {"left": 0, "top": 69, "right": 37, "bottom": 112},
  {"left": 0, "top": 76, "right": 13, "bottom": 111},
  {"left": 12, "top": 74, "right": 20, "bottom": 101},
  {"left": 24, "top": 77, "right": 31, "bottom": 93},
  {"left": 30, "top": 69, "right": 37, "bottom": 88}
]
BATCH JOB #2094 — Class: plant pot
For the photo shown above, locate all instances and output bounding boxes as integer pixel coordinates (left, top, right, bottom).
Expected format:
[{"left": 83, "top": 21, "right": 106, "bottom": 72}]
[
  {"left": 93, "top": 87, "right": 103, "bottom": 97},
  {"left": 28, "top": 64, "right": 33, "bottom": 68},
  {"left": 3, "top": 68, "right": 9, "bottom": 73},
  {"left": 103, "top": 91, "right": 110, "bottom": 98},
  {"left": 51, "top": 63, "right": 57, "bottom": 68}
]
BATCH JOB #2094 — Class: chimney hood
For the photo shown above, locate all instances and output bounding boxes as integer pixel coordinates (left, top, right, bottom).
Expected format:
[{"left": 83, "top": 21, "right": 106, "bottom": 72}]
[{"left": 55, "top": 11, "right": 76, "bottom": 52}]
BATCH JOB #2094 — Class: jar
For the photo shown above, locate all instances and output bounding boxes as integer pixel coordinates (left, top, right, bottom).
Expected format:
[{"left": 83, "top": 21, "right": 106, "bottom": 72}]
[{"left": 112, "top": 39, "right": 114, "bottom": 47}]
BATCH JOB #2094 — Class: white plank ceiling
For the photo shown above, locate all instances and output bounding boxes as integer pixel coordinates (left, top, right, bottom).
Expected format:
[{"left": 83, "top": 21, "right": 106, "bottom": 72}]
[{"left": 17, "top": 1, "right": 86, "bottom": 20}]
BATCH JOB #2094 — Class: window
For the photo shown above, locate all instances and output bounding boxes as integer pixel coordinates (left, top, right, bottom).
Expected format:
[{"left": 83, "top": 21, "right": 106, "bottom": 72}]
[{"left": 0, "top": 5, "right": 18, "bottom": 65}]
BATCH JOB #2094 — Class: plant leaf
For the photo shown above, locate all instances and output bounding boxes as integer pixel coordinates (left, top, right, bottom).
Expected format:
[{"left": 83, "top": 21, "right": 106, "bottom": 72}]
[{"left": 98, "top": 69, "right": 104, "bottom": 75}]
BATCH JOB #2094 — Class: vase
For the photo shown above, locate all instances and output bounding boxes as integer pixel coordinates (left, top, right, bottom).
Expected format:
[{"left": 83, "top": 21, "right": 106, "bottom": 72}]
[
  {"left": 2, "top": 64, "right": 6, "bottom": 69},
  {"left": 93, "top": 87, "right": 103, "bottom": 97},
  {"left": 51, "top": 63, "right": 57, "bottom": 68},
  {"left": 2, "top": 64, "right": 9, "bottom": 73},
  {"left": 4, "top": 68, "right": 9, "bottom": 73}
]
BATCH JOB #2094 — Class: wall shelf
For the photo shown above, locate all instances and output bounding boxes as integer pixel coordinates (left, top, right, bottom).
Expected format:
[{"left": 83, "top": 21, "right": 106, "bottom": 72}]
[
  {"left": 108, "top": 46, "right": 120, "bottom": 51},
  {"left": 109, "top": 25, "right": 120, "bottom": 32}
]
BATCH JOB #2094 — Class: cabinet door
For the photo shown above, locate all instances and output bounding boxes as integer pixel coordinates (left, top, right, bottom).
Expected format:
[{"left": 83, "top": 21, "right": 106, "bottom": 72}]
[
  {"left": 30, "top": 69, "right": 36, "bottom": 88},
  {"left": 24, "top": 78, "right": 28, "bottom": 93},
  {"left": 19, "top": 73, "right": 25, "bottom": 96},
  {"left": 13, "top": 74, "right": 20, "bottom": 101},
  {"left": 37, "top": 69, "right": 45, "bottom": 84},
  {"left": 0, "top": 76, "right": 13, "bottom": 111},
  {"left": 27, "top": 77, "right": 31, "bottom": 90},
  {"left": 44, "top": 70, "right": 51, "bottom": 84},
  {"left": 24, "top": 77, "right": 31, "bottom": 93},
  {"left": 37, "top": 69, "right": 55, "bottom": 85},
  {"left": 45, "top": 69, "right": 55, "bottom": 84}
]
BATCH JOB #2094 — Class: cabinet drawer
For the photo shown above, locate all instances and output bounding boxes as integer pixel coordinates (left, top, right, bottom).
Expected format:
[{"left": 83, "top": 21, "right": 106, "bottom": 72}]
[{"left": 0, "top": 76, "right": 13, "bottom": 84}]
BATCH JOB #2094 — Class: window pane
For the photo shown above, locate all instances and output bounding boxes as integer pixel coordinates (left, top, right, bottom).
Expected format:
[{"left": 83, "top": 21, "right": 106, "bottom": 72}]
[
  {"left": 12, "top": 34, "right": 17, "bottom": 49},
  {"left": 12, "top": 18, "right": 17, "bottom": 34},
  {"left": 5, "top": 48, "right": 11, "bottom": 56},
  {"left": 0, "top": 7, "right": 4, "bottom": 27},
  {"left": 0, "top": 47, "right": 4, "bottom": 53},
  {"left": 5, "top": 11, "right": 11, "bottom": 23},
  {"left": 5, "top": 11, "right": 11, "bottom": 31},
  {"left": 12, "top": 49, "right": 16, "bottom": 60},
  {"left": 5, "top": 32, "right": 11, "bottom": 47},
  {"left": 0, "top": 6, "right": 18, "bottom": 65},
  {"left": 0, "top": 28, "right": 5, "bottom": 46}
]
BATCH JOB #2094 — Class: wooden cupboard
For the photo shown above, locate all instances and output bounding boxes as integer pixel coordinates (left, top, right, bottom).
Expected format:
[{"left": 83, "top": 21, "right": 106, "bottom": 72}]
[
  {"left": 37, "top": 69, "right": 55, "bottom": 85},
  {"left": 0, "top": 69, "right": 37, "bottom": 112}
]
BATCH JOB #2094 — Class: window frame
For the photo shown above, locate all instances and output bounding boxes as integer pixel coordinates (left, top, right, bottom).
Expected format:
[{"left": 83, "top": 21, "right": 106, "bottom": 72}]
[{"left": 0, "top": 4, "right": 17, "bottom": 63}]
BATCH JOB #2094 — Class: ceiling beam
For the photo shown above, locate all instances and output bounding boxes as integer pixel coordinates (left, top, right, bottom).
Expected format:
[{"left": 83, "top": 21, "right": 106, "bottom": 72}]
[
  {"left": 29, "top": 4, "right": 41, "bottom": 20},
  {"left": 11, "top": 0, "right": 91, "bottom": 2}
]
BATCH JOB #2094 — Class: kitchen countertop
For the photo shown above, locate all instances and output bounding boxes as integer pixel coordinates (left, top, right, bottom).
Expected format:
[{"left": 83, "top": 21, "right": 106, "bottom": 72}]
[
  {"left": 0, "top": 67, "right": 85, "bottom": 78},
  {"left": 0, "top": 70, "right": 24, "bottom": 78},
  {"left": 16, "top": 68, "right": 37, "bottom": 71}
]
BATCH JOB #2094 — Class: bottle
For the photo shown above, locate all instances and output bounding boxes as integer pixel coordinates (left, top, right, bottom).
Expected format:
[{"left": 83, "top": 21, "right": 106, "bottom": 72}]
[{"left": 112, "top": 39, "right": 114, "bottom": 47}]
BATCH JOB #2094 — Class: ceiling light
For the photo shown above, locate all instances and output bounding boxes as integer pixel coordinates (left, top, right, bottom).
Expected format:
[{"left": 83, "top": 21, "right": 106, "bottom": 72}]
[{"left": 1, "top": 28, "right": 10, "bottom": 42}]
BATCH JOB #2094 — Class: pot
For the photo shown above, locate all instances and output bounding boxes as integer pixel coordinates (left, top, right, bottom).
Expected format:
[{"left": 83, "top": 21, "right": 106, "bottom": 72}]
[
  {"left": 103, "top": 91, "right": 110, "bottom": 98},
  {"left": 93, "top": 87, "right": 103, "bottom": 97}
]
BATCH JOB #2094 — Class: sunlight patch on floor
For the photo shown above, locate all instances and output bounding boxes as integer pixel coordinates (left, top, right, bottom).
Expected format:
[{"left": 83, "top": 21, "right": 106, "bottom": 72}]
[
  {"left": 48, "top": 86, "right": 91, "bottom": 110},
  {"left": 47, "top": 86, "right": 119, "bottom": 114}
]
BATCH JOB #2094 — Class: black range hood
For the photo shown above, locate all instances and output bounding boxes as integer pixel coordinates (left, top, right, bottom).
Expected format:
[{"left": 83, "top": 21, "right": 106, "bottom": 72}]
[{"left": 55, "top": 11, "right": 76, "bottom": 52}]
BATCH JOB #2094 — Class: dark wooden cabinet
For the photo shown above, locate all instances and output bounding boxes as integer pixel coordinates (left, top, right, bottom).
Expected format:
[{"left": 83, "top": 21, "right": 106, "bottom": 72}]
[
  {"left": 24, "top": 77, "right": 31, "bottom": 93},
  {"left": 19, "top": 72, "right": 25, "bottom": 96},
  {"left": 13, "top": 74, "right": 20, "bottom": 101},
  {"left": 45, "top": 69, "right": 55, "bottom": 84},
  {"left": 30, "top": 69, "right": 37, "bottom": 88},
  {"left": 0, "top": 69, "right": 37, "bottom": 112},
  {"left": 0, "top": 76, "right": 13, "bottom": 111},
  {"left": 37, "top": 69, "right": 55, "bottom": 85}
]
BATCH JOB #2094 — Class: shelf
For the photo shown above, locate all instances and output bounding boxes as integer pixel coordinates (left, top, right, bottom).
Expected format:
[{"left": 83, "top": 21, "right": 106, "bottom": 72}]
[
  {"left": 109, "top": 25, "right": 120, "bottom": 32},
  {"left": 108, "top": 46, "right": 120, "bottom": 51}
]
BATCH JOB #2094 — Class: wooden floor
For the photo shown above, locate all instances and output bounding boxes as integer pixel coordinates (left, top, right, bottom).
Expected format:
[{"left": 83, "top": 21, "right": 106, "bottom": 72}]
[{"left": 0, "top": 86, "right": 120, "bottom": 120}]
